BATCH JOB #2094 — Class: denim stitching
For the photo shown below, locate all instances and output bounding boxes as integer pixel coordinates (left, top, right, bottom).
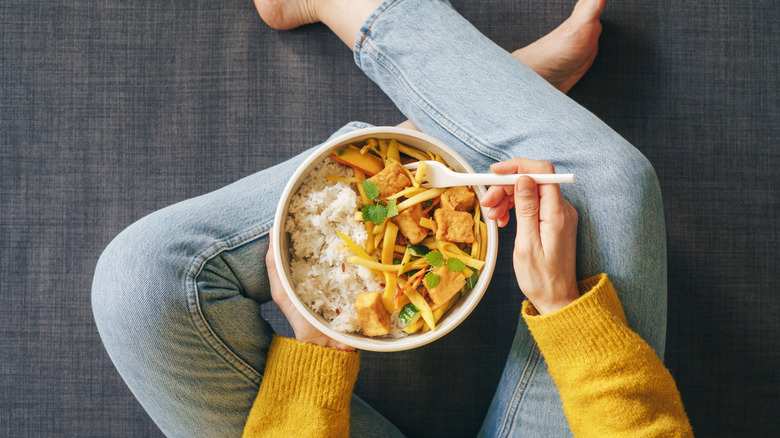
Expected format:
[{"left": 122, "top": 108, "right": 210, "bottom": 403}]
[
  {"left": 183, "top": 222, "right": 273, "bottom": 386},
  {"left": 360, "top": 39, "right": 511, "bottom": 164},
  {"left": 497, "top": 344, "right": 543, "bottom": 437}
]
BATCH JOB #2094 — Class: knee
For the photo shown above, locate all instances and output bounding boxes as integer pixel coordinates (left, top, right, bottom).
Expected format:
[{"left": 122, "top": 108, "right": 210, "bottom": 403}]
[{"left": 91, "top": 215, "right": 191, "bottom": 345}]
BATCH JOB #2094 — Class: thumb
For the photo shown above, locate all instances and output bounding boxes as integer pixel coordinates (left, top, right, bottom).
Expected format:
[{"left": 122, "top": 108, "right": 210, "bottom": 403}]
[{"left": 514, "top": 176, "right": 541, "bottom": 240}]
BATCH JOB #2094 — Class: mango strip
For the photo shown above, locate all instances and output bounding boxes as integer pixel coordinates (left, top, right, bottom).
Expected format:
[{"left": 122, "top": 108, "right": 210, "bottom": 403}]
[
  {"left": 346, "top": 256, "right": 400, "bottom": 272},
  {"left": 479, "top": 221, "right": 488, "bottom": 268},
  {"left": 353, "top": 170, "right": 373, "bottom": 205},
  {"left": 387, "top": 186, "right": 426, "bottom": 201},
  {"left": 394, "top": 244, "right": 407, "bottom": 254},
  {"left": 404, "top": 288, "right": 435, "bottom": 331},
  {"left": 395, "top": 293, "right": 411, "bottom": 311},
  {"left": 373, "top": 230, "right": 383, "bottom": 249},
  {"left": 364, "top": 222, "right": 375, "bottom": 253},
  {"left": 378, "top": 139, "right": 389, "bottom": 161},
  {"left": 419, "top": 217, "right": 436, "bottom": 231},
  {"left": 336, "top": 231, "right": 373, "bottom": 260},
  {"left": 397, "top": 144, "right": 429, "bottom": 161},
  {"left": 381, "top": 272, "right": 397, "bottom": 312},
  {"left": 326, "top": 175, "right": 362, "bottom": 184},
  {"left": 387, "top": 139, "right": 402, "bottom": 164},
  {"left": 373, "top": 221, "right": 386, "bottom": 235},
  {"left": 397, "top": 188, "right": 446, "bottom": 212},
  {"left": 381, "top": 222, "right": 399, "bottom": 265},
  {"left": 403, "top": 316, "right": 424, "bottom": 334},
  {"left": 413, "top": 160, "right": 427, "bottom": 185},
  {"left": 399, "top": 256, "right": 428, "bottom": 274}
]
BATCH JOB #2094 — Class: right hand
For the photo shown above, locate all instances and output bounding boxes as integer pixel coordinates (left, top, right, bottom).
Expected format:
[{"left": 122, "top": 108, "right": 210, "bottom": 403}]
[{"left": 480, "top": 158, "right": 580, "bottom": 314}]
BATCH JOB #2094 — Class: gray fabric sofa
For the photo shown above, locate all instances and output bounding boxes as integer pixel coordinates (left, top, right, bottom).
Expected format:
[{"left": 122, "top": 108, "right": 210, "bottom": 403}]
[{"left": 1, "top": 0, "right": 777, "bottom": 436}]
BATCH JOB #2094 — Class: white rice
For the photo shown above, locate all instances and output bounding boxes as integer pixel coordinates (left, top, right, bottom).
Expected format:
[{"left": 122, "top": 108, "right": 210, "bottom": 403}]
[{"left": 285, "top": 158, "right": 407, "bottom": 337}]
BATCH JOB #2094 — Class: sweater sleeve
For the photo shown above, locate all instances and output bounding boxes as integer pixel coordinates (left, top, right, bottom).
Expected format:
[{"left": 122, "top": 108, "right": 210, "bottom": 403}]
[
  {"left": 242, "top": 335, "right": 360, "bottom": 438},
  {"left": 522, "top": 273, "right": 694, "bottom": 437}
]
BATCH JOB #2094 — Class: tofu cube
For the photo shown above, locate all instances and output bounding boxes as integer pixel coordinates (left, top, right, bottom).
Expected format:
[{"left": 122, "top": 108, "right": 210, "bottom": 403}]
[
  {"left": 434, "top": 209, "right": 475, "bottom": 243},
  {"left": 354, "top": 292, "right": 391, "bottom": 337},
  {"left": 440, "top": 186, "right": 476, "bottom": 212},
  {"left": 425, "top": 266, "right": 466, "bottom": 305},
  {"left": 368, "top": 161, "right": 411, "bottom": 201},
  {"left": 392, "top": 203, "right": 428, "bottom": 245}
]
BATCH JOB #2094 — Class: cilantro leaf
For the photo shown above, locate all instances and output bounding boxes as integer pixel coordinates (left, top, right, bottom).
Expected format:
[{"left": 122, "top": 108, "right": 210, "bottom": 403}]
[
  {"left": 386, "top": 200, "right": 399, "bottom": 218},
  {"left": 424, "top": 272, "right": 441, "bottom": 289},
  {"left": 446, "top": 257, "right": 467, "bottom": 272},
  {"left": 424, "top": 251, "right": 445, "bottom": 267},
  {"left": 362, "top": 179, "right": 380, "bottom": 201},
  {"left": 368, "top": 204, "right": 387, "bottom": 225}
]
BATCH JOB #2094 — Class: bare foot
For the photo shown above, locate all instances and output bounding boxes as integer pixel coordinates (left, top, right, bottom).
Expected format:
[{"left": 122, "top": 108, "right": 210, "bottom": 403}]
[
  {"left": 253, "top": 0, "right": 319, "bottom": 31},
  {"left": 512, "top": 0, "right": 607, "bottom": 93}
]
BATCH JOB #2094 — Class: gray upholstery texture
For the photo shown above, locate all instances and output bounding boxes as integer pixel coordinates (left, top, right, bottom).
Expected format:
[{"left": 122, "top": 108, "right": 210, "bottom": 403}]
[{"left": 1, "top": 0, "right": 777, "bottom": 436}]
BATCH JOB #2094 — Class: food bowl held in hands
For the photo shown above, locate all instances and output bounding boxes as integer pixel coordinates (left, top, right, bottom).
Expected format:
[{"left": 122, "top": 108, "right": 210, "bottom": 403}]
[{"left": 272, "top": 126, "right": 498, "bottom": 352}]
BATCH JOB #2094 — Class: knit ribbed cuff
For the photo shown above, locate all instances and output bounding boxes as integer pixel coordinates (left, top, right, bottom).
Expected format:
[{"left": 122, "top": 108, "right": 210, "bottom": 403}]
[
  {"left": 522, "top": 274, "right": 637, "bottom": 364},
  {"left": 261, "top": 336, "right": 360, "bottom": 412}
]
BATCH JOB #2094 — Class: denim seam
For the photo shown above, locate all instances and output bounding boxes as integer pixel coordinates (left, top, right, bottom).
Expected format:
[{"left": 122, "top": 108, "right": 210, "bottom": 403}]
[
  {"left": 352, "top": 0, "right": 404, "bottom": 64},
  {"left": 183, "top": 222, "right": 273, "bottom": 386},
  {"left": 497, "top": 344, "right": 543, "bottom": 437}
]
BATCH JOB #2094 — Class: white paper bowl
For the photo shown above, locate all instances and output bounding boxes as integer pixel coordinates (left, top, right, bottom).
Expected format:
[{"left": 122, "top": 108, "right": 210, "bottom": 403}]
[{"left": 272, "top": 127, "right": 498, "bottom": 352}]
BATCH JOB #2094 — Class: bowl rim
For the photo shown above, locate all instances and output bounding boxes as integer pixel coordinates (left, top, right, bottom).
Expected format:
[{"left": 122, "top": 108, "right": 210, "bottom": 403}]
[{"left": 272, "top": 126, "right": 498, "bottom": 352}]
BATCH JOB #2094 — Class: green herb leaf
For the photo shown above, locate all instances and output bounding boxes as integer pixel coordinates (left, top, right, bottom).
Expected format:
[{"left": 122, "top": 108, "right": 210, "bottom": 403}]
[
  {"left": 446, "top": 257, "right": 467, "bottom": 272},
  {"left": 465, "top": 271, "right": 479, "bottom": 289},
  {"left": 362, "top": 179, "right": 380, "bottom": 201},
  {"left": 386, "top": 200, "right": 399, "bottom": 218},
  {"left": 398, "top": 303, "right": 420, "bottom": 324},
  {"left": 423, "top": 199, "right": 434, "bottom": 208},
  {"left": 336, "top": 149, "right": 345, "bottom": 156},
  {"left": 424, "top": 272, "right": 441, "bottom": 289},
  {"left": 424, "top": 250, "right": 445, "bottom": 267},
  {"left": 408, "top": 245, "right": 430, "bottom": 256},
  {"left": 368, "top": 204, "right": 387, "bottom": 225},
  {"left": 361, "top": 204, "right": 372, "bottom": 223}
]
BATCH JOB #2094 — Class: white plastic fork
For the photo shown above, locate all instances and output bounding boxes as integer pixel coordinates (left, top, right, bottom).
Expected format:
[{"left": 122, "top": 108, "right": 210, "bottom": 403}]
[{"left": 404, "top": 161, "right": 575, "bottom": 187}]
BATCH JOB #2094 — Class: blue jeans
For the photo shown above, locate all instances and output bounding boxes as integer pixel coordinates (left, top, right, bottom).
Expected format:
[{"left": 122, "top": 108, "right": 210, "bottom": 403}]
[{"left": 92, "top": 0, "right": 666, "bottom": 437}]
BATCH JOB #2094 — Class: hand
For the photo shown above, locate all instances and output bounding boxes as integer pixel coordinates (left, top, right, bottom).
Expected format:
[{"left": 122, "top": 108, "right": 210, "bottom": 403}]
[
  {"left": 480, "top": 158, "right": 580, "bottom": 314},
  {"left": 266, "top": 230, "right": 356, "bottom": 351}
]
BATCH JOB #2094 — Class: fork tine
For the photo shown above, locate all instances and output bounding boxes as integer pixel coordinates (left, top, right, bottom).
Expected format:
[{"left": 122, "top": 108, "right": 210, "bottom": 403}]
[{"left": 403, "top": 162, "right": 420, "bottom": 170}]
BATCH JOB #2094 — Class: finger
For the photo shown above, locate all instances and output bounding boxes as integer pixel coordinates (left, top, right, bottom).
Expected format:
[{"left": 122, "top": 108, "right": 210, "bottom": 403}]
[
  {"left": 514, "top": 176, "right": 542, "bottom": 246},
  {"left": 490, "top": 157, "right": 549, "bottom": 175},
  {"left": 481, "top": 184, "right": 515, "bottom": 209},
  {"left": 487, "top": 196, "right": 512, "bottom": 222},
  {"left": 265, "top": 231, "right": 292, "bottom": 309}
]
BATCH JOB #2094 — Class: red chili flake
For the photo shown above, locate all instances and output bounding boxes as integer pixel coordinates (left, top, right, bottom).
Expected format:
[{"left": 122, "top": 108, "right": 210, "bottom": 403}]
[
  {"left": 379, "top": 283, "right": 386, "bottom": 288},
  {"left": 335, "top": 309, "right": 340, "bottom": 315},
  {"left": 341, "top": 263, "right": 345, "bottom": 272}
]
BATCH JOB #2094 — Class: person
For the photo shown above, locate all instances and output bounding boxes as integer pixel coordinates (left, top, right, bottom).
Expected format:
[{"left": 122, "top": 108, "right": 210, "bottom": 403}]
[{"left": 91, "top": 0, "right": 693, "bottom": 436}]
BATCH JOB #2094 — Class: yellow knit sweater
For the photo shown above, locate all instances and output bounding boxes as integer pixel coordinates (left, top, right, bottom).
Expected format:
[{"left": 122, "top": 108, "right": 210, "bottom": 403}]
[{"left": 243, "top": 274, "right": 693, "bottom": 437}]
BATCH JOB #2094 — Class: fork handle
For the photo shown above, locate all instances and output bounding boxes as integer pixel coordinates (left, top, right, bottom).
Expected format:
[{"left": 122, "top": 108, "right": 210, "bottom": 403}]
[{"left": 461, "top": 173, "right": 575, "bottom": 185}]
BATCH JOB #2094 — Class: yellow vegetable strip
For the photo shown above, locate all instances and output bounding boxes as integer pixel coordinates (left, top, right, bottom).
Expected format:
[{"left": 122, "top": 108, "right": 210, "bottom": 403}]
[
  {"left": 387, "top": 186, "right": 425, "bottom": 201},
  {"left": 364, "top": 222, "right": 375, "bottom": 253},
  {"left": 413, "top": 160, "right": 427, "bottom": 185},
  {"left": 403, "top": 316, "right": 424, "bottom": 334},
  {"left": 381, "top": 272, "right": 397, "bottom": 312},
  {"left": 397, "top": 188, "right": 446, "bottom": 212},
  {"left": 425, "top": 150, "right": 436, "bottom": 160},
  {"left": 373, "top": 221, "right": 386, "bottom": 235},
  {"left": 381, "top": 222, "right": 398, "bottom": 265},
  {"left": 353, "top": 170, "right": 372, "bottom": 205},
  {"left": 470, "top": 241, "right": 480, "bottom": 259},
  {"left": 395, "top": 294, "right": 411, "bottom": 310},
  {"left": 326, "top": 175, "right": 362, "bottom": 184},
  {"left": 397, "top": 248, "right": 412, "bottom": 273},
  {"left": 346, "top": 256, "right": 400, "bottom": 272},
  {"left": 419, "top": 217, "right": 436, "bottom": 231},
  {"left": 378, "top": 139, "right": 389, "bottom": 161},
  {"left": 359, "top": 143, "right": 373, "bottom": 155},
  {"left": 353, "top": 212, "right": 363, "bottom": 221},
  {"left": 435, "top": 153, "right": 446, "bottom": 165},
  {"left": 399, "top": 256, "right": 428, "bottom": 274},
  {"left": 373, "top": 230, "right": 383, "bottom": 249},
  {"left": 387, "top": 139, "right": 401, "bottom": 163},
  {"left": 404, "top": 288, "right": 435, "bottom": 331},
  {"left": 336, "top": 231, "right": 373, "bottom": 260},
  {"left": 479, "top": 221, "right": 488, "bottom": 267},
  {"left": 394, "top": 245, "right": 407, "bottom": 254},
  {"left": 421, "top": 237, "right": 437, "bottom": 249},
  {"left": 397, "top": 144, "right": 429, "bottom": 161}
]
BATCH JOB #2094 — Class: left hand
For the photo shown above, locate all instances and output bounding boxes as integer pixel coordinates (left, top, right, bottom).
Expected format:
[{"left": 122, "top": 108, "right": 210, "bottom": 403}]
[{"left": 266, "top": 230, "right": 356, "bottom": 351}]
